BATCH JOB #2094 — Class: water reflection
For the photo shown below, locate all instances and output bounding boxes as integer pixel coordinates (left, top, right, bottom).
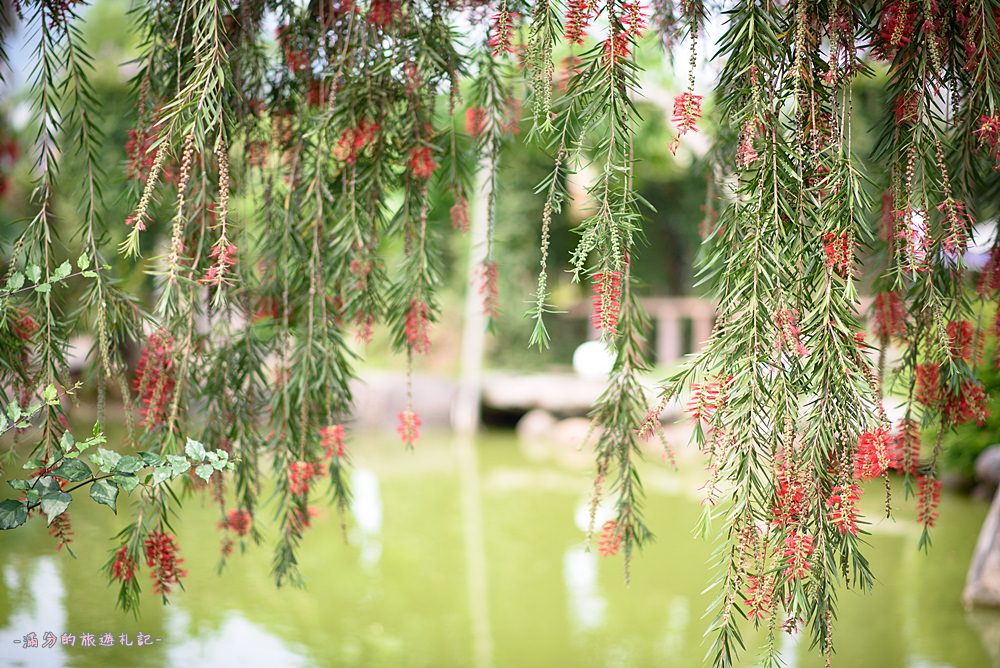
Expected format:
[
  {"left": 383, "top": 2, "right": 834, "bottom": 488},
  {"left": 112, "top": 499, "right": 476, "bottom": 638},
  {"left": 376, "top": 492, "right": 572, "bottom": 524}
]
[{"left": 0, "top": 431, "right": 996, "bottom": 668}]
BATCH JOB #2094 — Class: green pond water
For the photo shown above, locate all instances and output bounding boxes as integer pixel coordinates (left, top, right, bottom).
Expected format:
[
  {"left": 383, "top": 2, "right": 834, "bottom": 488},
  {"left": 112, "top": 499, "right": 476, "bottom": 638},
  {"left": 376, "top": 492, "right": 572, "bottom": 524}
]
[{"left": 0, "top": 430, "right": 998, "bottom": 668}]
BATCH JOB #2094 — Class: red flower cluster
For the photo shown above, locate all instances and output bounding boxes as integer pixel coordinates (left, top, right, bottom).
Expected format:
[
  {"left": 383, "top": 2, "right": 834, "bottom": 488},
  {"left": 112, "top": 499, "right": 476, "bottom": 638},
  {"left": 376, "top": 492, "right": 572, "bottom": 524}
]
[
  {"left": 134, "top": 330, "right": 176, "bottom": 428},
  {"left": 597, "top": 519, "right": 623, "bottom": 557},
  {"left": 917, "top": 475, "right": 942, "bottom": 528},
  {"left": 941, "top": 379, "right": 990, "bottom": 426},
  {"left": 736, "top": 120, "right": 760, "bottom": 168},
  {"left": 893, "top": 90, "right": 919, "bottom": 125},
  {"left": 873, "top": 0, "right": 919, "bottom": 60},
  {"left": 775, "top": 308, "right": 809, "bottom": 357},
  {"left": 977, "top": 243, "right": 1000, "bottom": 295},
  {"left": 891, "top": 418, "right": 921, "bottom": 476},
  {"left": 822, "top": 231, "right": 853, "bottom": 275},
  {"left": 450, "top": 197, "right": 470, "bottom": 233},
  {"left": 48, "top": 511, "right": 74, "bottom": 552},
  {"left": 854, "top": 427, "right": 891, "bottom": 480},
  {"left": 873, "top": 291, "right": 907, "bottom": 340},
  {"left": 894, "top": 208, "right": 929, "bottom": 272},
  {"left": 397, "top": 410, "right": 421, "bottom": 446},
  {"left": 564, "top": 0, "right": 595, "bottom": 44},
  {"left": 111, "top": 544, "right": 135, "bottom": 583},
  {"left": 408, "top": 146, "right": 437, "bottom": 180},
  {"left": 591, "top": 271, "right": 622, "bottom": 334},
  {"left": 974, "top": 115, "right": 1000, "bottom": 168},
  {"left": 946, "top": 319, "right": 978, "bottom": 363},
  {"left": 125, "top": 128, "right": 157, "bottom": 182},
  {"left": 288, "top": 461, "right": 318, "bottom": 496},
  {"left": 488, "top": 8, "right": 517, "bottom": 56},
  {"left": 465, "top": 107, "right": 486, "bottom": 137},
  {"left": 782, "top": 532, "right": 814, "bottom": 579},
  {"left": 368, "top": 0, "right": 400, "bottom": 27},
  {"left": 355, "top": 312, "right": 376, "bottom": 345},
  {"left": 9, "top": 309, "right": 38, "bottom": 341},
  {"left": 405, "top": 299, "right": 431, "bottom": 354},
  {"left": 479, "top": 261, "right": 500, "bottom": 319},
  {"left": 320, "top": 424, "right": 347, "bottom": 459},
  {"left": 202, "top": 242, "right": 238, "bottom": 287},
  {"left": 144, "top": 531, "right": 187, "bottom": 596},
  {"left": 670, "top": 92, "right": 703, "bottom": 154},
  {"left": 937, "top": 198, "right": 974, "bottom": 255},
  {"left": 772, "top": 460, "right": 807, "bottom": 528},
  {"left": 915, "top": 363, "right": 940, "bottom": 407},
  {"left": 333, "top": 119, "right": 379, "bottom": 164},
  {"left": 826, "top": 484, "right": 862, "bottom": 536},
  {"left": 744, "top": 574, "right": 775, "bottom": 621},
  {"left": 221, "top": 508, "right": 252, "bottom": 537},
  {"left": 687, "top": 375, "right": 731, "bottom": 422}
]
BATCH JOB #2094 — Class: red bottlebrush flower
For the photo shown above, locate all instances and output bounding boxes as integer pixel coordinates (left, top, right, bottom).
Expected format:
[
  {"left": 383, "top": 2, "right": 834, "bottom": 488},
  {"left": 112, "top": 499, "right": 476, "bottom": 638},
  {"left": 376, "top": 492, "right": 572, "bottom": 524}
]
[
  {"left": 670, "top": 92, "right": 703, "bottom": 154},
  {"left": 854, "top": 427, "right": 891, "bottom": 480},
  {"left": 621, "top": 2, "right": 648, "bottom": 37},
  {"left": 488, "top": 8, "right": 517, "bottom": 56},
  {"left": 974, "top": 115, "right": 1000, "bottom": 167},
  {"left": 937, "top": 198, "right": 974, "bottom": 255},
  {"left": 408, "top": 146, "right": 437, "bottom": 180},
  {"left": 479, "top": 261, "right": 500, "bottom": 319},
  {"left": 288, "top": 461, "right": 317, "bottom": 496},
  {"left": 320, "top": 424, "right": 347, "bottom": 459},
  {"left": 894, "top": 208, "right": 930, "bottom": 272},
  {"left": 202, "top": 241, "right": 238, "bottom": 287},
  {"left": 222, "top": 508, "right": 252, "bottom": 537},
  {"left": 557, "top": 55, "right": 582, "bottom": 92},
  {"left": 144, "top": 531, "right": 187, "bottom": 596},
  {"left": 916, "top": 475, "right": 942, "bottom": 528},
  {"left": 892, "top": 90, "right": 919, "bottom": 125},
  {"left": 368, "top": 0, "right": 400, "bottom": 27},
  {"left": 404, "top": 299, "right": 431, "bottom": 354},
  {"left": 942, "top": 379, "right": 990, "bottom": 427},
  {"left": 915, "top": 363, "right": 940, "bottom": 407},
  {"left": 9, "top": 309, "right": 38, "bottom": 341},
  {"left": 333, "top": 119, "right": 380, "bottom": 164},
  {"left": 687, "top": 375, "right": 732, "bottom": 422},
  {"left": 744, "top": 574, "right": 775, "bottom": 622},
  {"left": 597, "top": 519, "right": 623, "bottom": 557},
  {"left": 133, "top": 330, "right": 176, "bottom": 428},
  {"left": 125, "top": 127, "right": 160, "bottom": 182},
  {"left": 775, "top": 308, "right": 809, "bottom": 357},
  {"left": 736, "top": 120, "right": 761, "bottom": 168},
  {"left": 397, "top": 410, "right": 421, "bottom": 446},
  {"left": 873, "top": 291, "right": 907, "bottom": 340},
  {"left": 872, "top": 0, "right": 919, "bottom": 60},
  {"left": 349, "top": 257, "right": 373, "bottom": 290},
  {"left": 111, "top": 544, "right": 135, "bottom": 583},
  {"left": 465, "top": 107, "right": 486, "bottom": 137},
  {"left": 890, "top": 418, "right": 921, "bottom": 476},
  {"left": 47, "top": 510, "right": 74, "bottom": 551},
  {"left": 602, "top": 32, "right": 633, "bottom": 66},
  {"left": 564, "top": 0, "right": 595, "bottom": 44},
  {"left": 977, "top": 243, "right": 1000, "bottom": 295},
  {"left": 822, "top": 231, "right": 853, "bottom": 276},
  {"left": 355, "top": 311, "right": 375, "bottom": 345},
  {"left": 772, "top": 462, "right": 807, "bottom": 528},
  {"left": 946, "top": 320, "right": 979, "bottom": 363},
  {"left": 450, "top": 197, "right": 470, "bottom": 233},
  {"left": 591, "top": 271, "right": 622, "bottom": 334},
  {"left": 826, "top": 484, "right": 862, "bottom": 536},
  {"left": 782, "top": 532, "right": 814, "bottom": 579}
]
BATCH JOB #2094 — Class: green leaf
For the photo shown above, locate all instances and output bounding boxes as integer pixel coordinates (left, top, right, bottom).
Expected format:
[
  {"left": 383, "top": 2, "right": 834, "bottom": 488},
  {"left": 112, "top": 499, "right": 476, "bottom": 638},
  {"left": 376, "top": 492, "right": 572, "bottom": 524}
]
[
  {"left": 52, "top": 459, "right": 92, "bottom": 482},
  {"left": 184, "top": 438, "right": 207, "bottom": 461},
  {"left": 7, "top": 402, "right": 21, "bottom": 422},
  {"left": 167, "top": 454, "right": 190, "bottom": 476},
  {"left": 82, "top": 271, "right": 98, "bottom": 278},
  {"left": 0, "top": 499, "right": 27, "bottom": 530},
  {"left": 40, "top": 492, "right": 72, "bottom": 525},
  {"left": 34, "top": 283, "right": 51, "bottom": 294},
  {"left": 112, "top": 456, "right": 143, "bottom": 474},
  {"left": 89, "top": 480, "right": 118, "bottom": 513},
  {"left": 25, "top": 264, "right": 41, "bottom": 283},
  {"left": 112, "top": 474, "right": 139, "bottom": 494},
  {"left": 90, "top": 448, "right": 121, "bottom": 472},
  {"left": 35, "top": 477, "right": 62, "bottom": 496},
  {"left": 152, "top": 467, "right": 173, "bottom": 486},
  {"left": 4, "top": 272, "right": 24, "bottom": 292},
  {"left": 194, "top": 464, "right": 214, "bottom": 482},
  {"left": 76, "top": 252, "right": 90, "bottom": 270},
  {"left": 7, "top": 479, "right": 31, "bottom": 491},
  {"left": 60, "top": 430, "right": 75, "bottom": 452},
  {"left": 43, "top": 384, "right": 58, "bottom": 403},
  {"left": 53, "top": 261, "right": 72, "bottom": 281}
]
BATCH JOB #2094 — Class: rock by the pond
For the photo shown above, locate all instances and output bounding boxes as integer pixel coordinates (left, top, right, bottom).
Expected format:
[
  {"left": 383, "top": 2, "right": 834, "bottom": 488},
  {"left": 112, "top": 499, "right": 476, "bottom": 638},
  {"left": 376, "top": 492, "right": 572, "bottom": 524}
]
[
  {"left": 976, "top": 445, "right": 1000, "bottom": 484},
  {"left": 964, "top": 487, "right": 1000, "bottom": 608},
  {"left": 516, "top": 409, "right": 557, "bottom": 441}
]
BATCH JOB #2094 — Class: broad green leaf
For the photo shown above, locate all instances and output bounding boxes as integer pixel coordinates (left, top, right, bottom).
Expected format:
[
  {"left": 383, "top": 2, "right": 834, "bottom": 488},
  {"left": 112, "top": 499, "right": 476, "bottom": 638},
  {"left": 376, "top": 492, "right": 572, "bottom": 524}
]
[
  {"left": 194, "top": 464, "right": 214, "bottom": 482},
  {"left": 90, "top": 448, "right": 121, "bottom": 472},
  {"left": 112, "top": 456, "right": 143, "bottom": 474},
  {"left": 34, "top": 283, "right": 51, "bottom": 294},
  {"left": 53, "top": 261, "right": 72, "bottom": 281},
  {"left": 152, "top": 467, "right": 173, "bottom": 486},
  {"left": 25, "top": 264, "right": 41, "bottom": 283},
  {"left": 60, "top": 430, "right": 75, "bottom": 451},
  {"left": 4, "top": 271, "right": 24, "bottom": 292},
  {"left": 40, "top": 492, "right": 72, "bottom": 525},
  {"left": 7, "top": 479, "right": 31, "bottom": 490},
  {"left": 52, "top": 459, "right": 92, "bottom": 482},
  {"left": 0, "top": 499, "right": 27, "bottom": 530},
  {"left": 76, "top": 252, "right": 90, "bottom": 270},
  {"left": 167, "top": 454, "right": 190, "bottom": 476},
  {"left": 43, "top": 384, "right": 58, "bottom": 403},
  {"left": 112, "top": 474, "right": 139, "bottom": 494},
  {"left": 6, "top": 402, "right": 21, "bottom": 422},
  {"left": 184, "top": 438, "right": 207, "bottom": 461},
  {"left": 89, "top": 480, "right": 118, "bottom": 513}
]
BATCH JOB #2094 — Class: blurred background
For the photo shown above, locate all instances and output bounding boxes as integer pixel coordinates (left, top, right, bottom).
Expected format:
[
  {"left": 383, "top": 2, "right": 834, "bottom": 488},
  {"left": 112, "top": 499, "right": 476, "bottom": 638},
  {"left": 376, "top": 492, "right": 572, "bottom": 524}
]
[{"left": 1, "top": 1, "right": 999, "bottom": 666}]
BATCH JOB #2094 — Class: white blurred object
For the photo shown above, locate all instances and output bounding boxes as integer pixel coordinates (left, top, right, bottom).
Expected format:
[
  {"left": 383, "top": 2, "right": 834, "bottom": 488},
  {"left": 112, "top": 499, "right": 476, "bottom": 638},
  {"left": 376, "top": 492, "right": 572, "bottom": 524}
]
[{"left": 573, "top": 340, "right": 615, "bottom": 379}]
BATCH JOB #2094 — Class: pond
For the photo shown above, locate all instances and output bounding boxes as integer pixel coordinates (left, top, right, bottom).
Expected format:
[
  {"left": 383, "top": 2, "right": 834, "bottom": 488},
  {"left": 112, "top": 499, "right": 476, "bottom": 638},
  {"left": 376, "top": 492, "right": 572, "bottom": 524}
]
[{"left": 0, "top": 430, "right": 997, "bottom": 667}]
